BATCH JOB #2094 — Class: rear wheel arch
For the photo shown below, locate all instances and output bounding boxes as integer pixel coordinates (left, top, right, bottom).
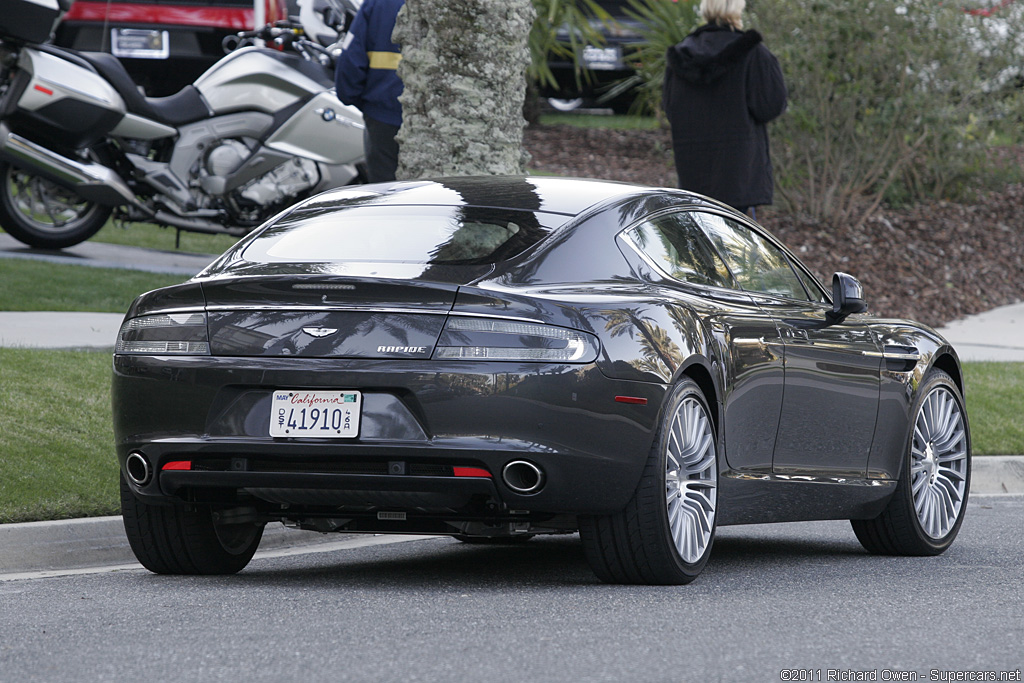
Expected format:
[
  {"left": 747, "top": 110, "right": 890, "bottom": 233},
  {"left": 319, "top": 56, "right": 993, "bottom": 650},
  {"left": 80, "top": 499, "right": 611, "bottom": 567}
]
[{"left": 680, "top": 360, "right": 720, "bottom": 439}]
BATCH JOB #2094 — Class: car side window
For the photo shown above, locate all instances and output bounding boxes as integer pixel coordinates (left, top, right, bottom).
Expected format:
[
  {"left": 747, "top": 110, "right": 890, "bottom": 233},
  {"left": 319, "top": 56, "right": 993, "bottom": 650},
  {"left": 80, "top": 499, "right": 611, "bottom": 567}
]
[
  {"left": 629, "top": 213, "right": 736, "bottom": 289},
  {"left": 693, "top": 213, "right": 810, "bottom": 301},
  {"left": 793, "top": 265, "right": 829, "bottom": 304}
]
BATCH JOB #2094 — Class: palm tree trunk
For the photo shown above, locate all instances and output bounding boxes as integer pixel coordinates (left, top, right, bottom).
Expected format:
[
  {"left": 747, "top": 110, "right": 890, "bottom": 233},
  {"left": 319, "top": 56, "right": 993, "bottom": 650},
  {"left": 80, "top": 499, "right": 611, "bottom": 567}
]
[{"left": 393, "top": 0, "right": 535, "bottom": 178}]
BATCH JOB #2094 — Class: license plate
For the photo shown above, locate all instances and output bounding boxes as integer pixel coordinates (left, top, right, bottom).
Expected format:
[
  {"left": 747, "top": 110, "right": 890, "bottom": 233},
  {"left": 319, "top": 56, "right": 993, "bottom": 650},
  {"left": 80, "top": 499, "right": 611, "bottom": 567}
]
[
  {"left": 582, "top": 45, "right": 621, "bottom": 70},
  {"left": 111, "top": 28, "right": 169, "bottom": 59},
  {"left": 270, "top": 390, "right": 361, "bottom": 438}
]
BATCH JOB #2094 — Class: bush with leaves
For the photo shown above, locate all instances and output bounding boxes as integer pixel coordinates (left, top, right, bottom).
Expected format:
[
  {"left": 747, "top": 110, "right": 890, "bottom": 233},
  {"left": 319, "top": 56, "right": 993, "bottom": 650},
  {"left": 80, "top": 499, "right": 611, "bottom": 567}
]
[
  {"left": 751, "top": 0, "right": 1024, "bottom": 225},
  {"left": 616, "top": 0, "right": 699, "bottom": 117},
  {"left": 528, "top": 0, "right": 610, "bottom": 93}
]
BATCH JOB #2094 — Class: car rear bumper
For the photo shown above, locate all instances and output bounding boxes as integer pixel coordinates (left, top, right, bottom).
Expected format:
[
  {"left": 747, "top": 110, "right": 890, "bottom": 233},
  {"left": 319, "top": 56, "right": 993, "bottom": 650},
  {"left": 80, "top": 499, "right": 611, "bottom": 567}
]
[{"left": 113, "top": 354, "right": 667, "bottom": 517}]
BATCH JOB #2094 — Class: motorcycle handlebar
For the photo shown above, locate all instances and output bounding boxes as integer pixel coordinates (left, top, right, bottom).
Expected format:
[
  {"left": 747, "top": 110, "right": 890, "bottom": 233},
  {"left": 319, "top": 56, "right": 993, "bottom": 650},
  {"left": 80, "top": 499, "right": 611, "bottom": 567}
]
[{"left": 222, "top": 22, "right": 307, "bottom": 54}]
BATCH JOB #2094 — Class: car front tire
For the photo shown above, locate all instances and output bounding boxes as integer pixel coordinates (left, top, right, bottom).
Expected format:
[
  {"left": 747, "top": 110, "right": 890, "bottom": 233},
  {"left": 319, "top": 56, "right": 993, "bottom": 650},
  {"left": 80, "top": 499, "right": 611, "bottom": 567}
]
[
  {"left": 852, "top": 369, "right": 971, "bottom": 555},
  {"left": 579, "top": 378, "right": 718, "bottom": 585},
  {"left": 120, "top": 474, "right": 264, "bottom": 575}
]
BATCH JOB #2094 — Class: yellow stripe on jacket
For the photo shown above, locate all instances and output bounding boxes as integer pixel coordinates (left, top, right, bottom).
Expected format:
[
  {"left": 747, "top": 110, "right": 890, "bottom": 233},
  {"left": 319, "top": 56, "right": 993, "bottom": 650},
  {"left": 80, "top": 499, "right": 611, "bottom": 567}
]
[{"left": 368, "top": 51, "right": 402, "bottom": 70}]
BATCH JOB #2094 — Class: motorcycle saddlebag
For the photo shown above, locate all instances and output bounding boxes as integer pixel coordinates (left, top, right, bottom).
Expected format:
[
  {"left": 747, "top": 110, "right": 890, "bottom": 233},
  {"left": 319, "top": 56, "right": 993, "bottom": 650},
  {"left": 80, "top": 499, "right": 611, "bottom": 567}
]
[{"left": 0, "top": 0, "right": 65, "bottom": 44}]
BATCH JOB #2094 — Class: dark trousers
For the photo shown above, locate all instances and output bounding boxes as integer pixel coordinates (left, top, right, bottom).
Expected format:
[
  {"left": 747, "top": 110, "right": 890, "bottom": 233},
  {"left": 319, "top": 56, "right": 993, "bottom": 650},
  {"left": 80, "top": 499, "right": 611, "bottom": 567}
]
[{"left": 363, "top": 116, "right": 400, "bottom": 183}]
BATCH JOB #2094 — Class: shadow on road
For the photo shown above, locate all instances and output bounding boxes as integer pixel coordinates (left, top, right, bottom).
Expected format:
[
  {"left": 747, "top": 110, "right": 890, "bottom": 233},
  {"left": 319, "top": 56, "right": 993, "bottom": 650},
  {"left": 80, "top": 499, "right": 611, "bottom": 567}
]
[{"left": 175, "top": 524, "right": 874, "bottom": 589}]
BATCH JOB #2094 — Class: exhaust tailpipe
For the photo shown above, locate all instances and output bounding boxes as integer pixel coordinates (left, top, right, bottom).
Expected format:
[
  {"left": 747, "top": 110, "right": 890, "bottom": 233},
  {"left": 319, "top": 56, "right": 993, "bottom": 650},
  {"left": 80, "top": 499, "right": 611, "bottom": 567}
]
[
  {"left": 125, "top": 452, "right": 152, "bottom": 486},
  {"left": 0, "top": 124, "right": 145, "bottom": 209},
  {"left": 502, "top": 460, "right": 544, "bottom": 494}
]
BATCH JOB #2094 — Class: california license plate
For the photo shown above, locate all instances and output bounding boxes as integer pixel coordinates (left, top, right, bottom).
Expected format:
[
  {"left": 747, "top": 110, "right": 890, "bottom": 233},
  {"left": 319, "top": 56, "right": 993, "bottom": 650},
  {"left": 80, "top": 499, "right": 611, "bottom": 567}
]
[
  {"left": 111, "top": 28, "right": 169, "bottom": 59},
  {"left": 270, "top": 390, "right": 361, "bottom": 438}
]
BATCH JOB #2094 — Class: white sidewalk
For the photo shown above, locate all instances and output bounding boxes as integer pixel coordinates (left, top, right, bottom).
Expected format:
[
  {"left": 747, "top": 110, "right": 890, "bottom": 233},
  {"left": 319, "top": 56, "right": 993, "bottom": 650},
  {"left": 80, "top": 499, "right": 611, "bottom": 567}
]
[{"left": 935, "top": 301, "right": 1024, "bottom": 362}]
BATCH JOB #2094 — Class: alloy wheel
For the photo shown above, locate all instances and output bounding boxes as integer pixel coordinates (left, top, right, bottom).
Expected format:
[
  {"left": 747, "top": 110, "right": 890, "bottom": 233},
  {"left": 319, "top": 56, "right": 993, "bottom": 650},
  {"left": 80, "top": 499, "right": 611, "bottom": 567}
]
[
  {"left": 910, "top": 386, "right": 968, "bottom": 539},
  {"left": 665, "top": 396, "right": 717, "bottom": 564}
]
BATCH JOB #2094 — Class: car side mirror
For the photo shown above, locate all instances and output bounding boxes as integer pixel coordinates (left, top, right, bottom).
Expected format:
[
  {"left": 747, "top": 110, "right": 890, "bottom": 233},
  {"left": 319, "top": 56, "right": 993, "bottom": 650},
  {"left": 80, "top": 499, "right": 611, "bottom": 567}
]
[{"left": 826, "top": 272, "right": 867, "bottom": 324}]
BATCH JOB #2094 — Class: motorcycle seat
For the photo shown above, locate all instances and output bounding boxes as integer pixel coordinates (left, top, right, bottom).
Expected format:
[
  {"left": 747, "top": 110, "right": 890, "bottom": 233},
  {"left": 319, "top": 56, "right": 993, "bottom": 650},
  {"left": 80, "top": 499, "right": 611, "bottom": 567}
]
[{"left": 77, "top": 51, "right": 212, "bottom": 128}]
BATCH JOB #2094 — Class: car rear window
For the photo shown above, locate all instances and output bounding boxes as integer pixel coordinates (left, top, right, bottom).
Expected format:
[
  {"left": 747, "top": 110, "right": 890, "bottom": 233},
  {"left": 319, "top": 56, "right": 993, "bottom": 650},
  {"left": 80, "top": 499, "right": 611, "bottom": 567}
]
[{"left": 241, "top": 205, "right": 563, "bottom": 266}]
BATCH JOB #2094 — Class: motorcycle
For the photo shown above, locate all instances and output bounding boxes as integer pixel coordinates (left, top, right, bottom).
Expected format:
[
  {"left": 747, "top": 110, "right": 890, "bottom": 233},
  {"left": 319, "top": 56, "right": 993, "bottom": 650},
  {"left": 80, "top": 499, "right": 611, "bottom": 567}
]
[{"left": 0, "top": 0, "right": 365, "bottom": 249}]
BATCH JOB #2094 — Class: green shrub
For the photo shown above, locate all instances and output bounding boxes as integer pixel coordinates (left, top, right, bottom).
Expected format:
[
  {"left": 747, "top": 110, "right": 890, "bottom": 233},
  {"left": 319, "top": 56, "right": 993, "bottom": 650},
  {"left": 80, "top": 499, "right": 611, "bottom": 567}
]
[
  {"left": 614, "top": 0, "right": 700, "bottom": 118},
  {"left": 752, "top": 0, "right": 1024, "bottom": 223},
  {"left": 611, "top": 0, "right": 1024, "bottom": 220}
]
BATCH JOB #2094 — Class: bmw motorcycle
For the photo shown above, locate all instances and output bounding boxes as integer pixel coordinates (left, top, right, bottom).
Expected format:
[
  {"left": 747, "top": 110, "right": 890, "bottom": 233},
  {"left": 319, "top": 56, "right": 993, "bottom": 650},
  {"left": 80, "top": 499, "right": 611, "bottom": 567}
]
[{"left": 0, "top": 0, "right": 365, "bottom": 249}]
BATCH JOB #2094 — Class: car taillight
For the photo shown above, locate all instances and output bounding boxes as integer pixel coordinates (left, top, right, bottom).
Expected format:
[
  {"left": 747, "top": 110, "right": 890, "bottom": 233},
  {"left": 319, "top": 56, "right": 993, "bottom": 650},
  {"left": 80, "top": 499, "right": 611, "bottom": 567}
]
[
  {"left": 434, "top": 317, "right": 599, "bottom": 363},
  {"left": 115, "top": 313, "right": 210, "bottom": 355}
]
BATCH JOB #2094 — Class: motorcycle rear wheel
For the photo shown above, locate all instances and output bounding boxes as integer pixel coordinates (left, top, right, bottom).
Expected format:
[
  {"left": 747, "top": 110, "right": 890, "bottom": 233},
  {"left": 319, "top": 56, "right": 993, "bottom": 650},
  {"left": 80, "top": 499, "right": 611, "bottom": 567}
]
[{"left": 0, "top": 161, "right": 112, "bottom": 249}]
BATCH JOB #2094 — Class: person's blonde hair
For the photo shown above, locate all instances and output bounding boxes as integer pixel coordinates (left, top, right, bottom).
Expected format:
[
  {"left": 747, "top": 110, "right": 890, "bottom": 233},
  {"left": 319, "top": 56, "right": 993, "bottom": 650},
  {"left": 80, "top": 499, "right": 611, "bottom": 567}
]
[{"left": 699, "top": 0, "right": 745, "bottom": 30}]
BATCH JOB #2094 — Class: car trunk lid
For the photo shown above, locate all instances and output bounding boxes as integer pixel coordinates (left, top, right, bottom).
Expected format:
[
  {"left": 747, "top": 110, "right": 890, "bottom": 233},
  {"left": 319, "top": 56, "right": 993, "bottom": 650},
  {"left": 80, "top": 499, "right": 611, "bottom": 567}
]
[{"left": 201, "top": 275, "right": 460, "bottom": 358}]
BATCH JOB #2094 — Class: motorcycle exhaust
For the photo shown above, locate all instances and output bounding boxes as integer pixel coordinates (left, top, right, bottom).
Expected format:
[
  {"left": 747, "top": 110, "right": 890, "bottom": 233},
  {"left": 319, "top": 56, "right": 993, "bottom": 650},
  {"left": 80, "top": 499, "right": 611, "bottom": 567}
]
[{"left": 0, "top": 123, "right": 148, "bottom": 211}]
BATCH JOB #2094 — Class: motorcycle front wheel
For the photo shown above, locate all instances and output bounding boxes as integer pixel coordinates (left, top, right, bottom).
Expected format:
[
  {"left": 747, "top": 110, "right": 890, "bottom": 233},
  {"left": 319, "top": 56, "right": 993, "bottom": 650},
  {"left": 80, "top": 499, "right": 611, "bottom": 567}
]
[{"left": 0, "top": 161, "right": 112, "bottom": 249}]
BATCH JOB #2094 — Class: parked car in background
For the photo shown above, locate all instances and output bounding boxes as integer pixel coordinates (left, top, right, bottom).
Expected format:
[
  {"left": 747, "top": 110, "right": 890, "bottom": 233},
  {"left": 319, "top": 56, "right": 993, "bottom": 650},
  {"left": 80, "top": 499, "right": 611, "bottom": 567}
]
[
  {"left": 962, "top": 0, "right": 1017, "bottom": 16},
  {"left": 54, "top": 0, "right": 288, "bottom": 96},
  {"left": 540, "top": 0, "right": 643, "bottom": 112}
]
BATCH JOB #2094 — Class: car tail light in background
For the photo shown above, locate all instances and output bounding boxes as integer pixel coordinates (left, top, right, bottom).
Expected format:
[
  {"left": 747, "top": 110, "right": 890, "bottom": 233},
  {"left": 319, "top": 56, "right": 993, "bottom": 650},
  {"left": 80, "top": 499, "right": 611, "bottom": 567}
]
[
  {"left": 434, "top": 317, "right": 599, "bottom": 363},
  {"left": 116, "top": 313, "right": 210, "bottom": 355}
]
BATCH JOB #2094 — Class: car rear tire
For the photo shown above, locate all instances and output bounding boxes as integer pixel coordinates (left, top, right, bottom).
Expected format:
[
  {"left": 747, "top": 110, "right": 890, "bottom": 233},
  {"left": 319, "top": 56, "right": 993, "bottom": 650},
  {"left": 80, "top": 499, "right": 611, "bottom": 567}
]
[
  {"left": 120, "top": 474, "right": 264, "bottom": 575},
  {"left": 0, "top": 161, "right": 111, "bottom": 250},
  {"left": 579, "top": 378, "right": 718, "bottom": 584},
  {"left": 851, "top": 369, "right": 971, "bottom": 555}
]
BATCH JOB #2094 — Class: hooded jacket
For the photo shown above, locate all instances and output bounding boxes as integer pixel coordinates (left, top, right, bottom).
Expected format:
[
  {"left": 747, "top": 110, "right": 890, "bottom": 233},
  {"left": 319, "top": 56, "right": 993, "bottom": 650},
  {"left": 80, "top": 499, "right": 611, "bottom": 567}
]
[{"left": 663, "top": 24, "right": 787, "bottom": 209}]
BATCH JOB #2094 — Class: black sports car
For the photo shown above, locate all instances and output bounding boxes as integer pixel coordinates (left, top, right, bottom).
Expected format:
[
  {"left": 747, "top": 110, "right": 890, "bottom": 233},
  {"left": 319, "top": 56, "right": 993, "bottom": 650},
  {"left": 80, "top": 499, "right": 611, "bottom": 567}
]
[{"left": 113, "top": 176, "right": 971, "bottom": 584}]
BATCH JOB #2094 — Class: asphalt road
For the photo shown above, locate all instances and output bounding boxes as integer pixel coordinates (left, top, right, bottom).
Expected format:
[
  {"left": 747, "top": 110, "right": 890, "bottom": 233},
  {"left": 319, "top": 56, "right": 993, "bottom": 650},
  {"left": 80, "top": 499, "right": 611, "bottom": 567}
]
[{"left": 0, "top": 495, "right": 1020, "bottom": 683}]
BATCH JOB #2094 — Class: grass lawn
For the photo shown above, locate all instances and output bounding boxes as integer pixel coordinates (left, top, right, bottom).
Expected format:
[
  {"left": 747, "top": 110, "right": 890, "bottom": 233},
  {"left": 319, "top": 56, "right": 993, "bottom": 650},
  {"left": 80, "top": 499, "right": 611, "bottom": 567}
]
[
  {"left": 0, "top": 348, "right": 1019, "bottom": 524},
  {"left": 962, "top": 362, "right": 1024, "bottom": 456},
  {"left": 0, "top": 259, "right": 187, "bottom": 313},
  {"left": 0, "top": 349, "right": 119, "bottom": 523},
  {"left": 3, "top": 221, "right": 237, "bottom": 255},
  {"left": 90, "top": 221, "right": 239, "bottom": 255}
]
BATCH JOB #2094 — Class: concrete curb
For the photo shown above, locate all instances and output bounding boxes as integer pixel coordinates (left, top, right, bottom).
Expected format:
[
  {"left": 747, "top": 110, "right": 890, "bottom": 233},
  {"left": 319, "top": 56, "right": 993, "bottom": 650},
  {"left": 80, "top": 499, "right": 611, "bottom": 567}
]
[{"left": 1, "top": 456, "right": 1020, "bottom": 577}]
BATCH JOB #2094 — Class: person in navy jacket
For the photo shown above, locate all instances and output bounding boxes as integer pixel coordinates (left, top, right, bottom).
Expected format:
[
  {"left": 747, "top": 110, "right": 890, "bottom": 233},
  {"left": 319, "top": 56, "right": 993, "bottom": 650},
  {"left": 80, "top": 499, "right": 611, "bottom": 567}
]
[
  {"left": 663, "top": 0, "right": 787, "bottom": 216},
  {"left": 335, "top": 0, "right": 405, "bottom": 182}
]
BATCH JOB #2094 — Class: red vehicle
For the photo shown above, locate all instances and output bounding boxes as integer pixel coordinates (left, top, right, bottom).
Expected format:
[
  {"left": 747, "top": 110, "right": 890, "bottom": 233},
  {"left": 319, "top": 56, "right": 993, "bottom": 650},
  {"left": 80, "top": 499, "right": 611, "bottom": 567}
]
[
  {"left": 963, "top": 0, "right": 1016, "bottom": 15},
  {"left": 54, "top": 0, "right": 287, "bottom": 96}
]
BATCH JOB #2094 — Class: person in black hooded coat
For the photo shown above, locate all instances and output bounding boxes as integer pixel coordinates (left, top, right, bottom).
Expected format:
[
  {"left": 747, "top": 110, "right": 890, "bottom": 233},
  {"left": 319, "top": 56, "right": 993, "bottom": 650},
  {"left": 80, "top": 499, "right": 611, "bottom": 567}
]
[{"left": 663, "top": 0, "right": 787, "bottom": 215}]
